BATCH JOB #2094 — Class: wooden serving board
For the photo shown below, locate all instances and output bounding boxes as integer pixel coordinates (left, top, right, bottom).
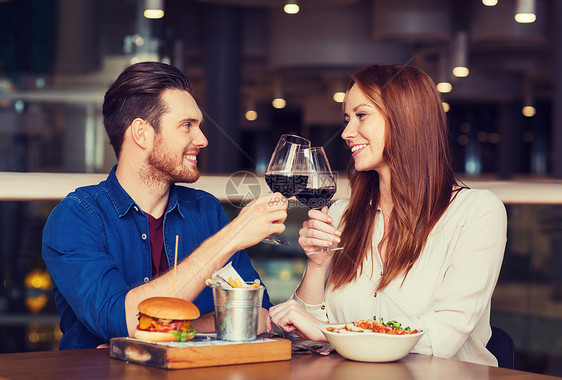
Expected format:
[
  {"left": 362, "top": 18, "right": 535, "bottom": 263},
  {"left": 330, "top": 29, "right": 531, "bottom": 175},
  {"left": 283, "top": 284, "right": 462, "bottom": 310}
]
[{"left": 110, "top": 335, "right": 291, "bottom": 369}]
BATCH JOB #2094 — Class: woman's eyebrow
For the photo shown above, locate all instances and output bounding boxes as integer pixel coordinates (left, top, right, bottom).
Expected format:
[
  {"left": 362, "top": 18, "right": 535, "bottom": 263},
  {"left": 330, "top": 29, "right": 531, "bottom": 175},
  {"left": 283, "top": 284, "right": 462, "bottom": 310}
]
[{"left": 353, "top": 103, "right": 372, "bottom": 112}]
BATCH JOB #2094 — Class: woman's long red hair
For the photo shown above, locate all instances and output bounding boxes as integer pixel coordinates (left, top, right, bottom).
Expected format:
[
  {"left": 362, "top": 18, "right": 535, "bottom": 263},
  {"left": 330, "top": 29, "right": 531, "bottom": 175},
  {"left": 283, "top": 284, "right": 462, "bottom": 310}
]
[{"left": 328, "top": 64, "right": 462, "bottom": 291}]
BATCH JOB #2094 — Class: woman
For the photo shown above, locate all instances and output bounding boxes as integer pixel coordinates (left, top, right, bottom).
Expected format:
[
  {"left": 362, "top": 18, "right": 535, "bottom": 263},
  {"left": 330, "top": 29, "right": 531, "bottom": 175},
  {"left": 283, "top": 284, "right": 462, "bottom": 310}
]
[{"left": 267, "top": 64, "right": 507, "bottom": 366}]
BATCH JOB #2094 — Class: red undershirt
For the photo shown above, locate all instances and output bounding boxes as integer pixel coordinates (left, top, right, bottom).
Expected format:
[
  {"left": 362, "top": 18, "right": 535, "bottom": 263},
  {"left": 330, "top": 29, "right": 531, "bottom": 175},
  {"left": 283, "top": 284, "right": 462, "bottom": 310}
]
[{"left": 147, "top": 213, "right": 169, "bottom": 277}]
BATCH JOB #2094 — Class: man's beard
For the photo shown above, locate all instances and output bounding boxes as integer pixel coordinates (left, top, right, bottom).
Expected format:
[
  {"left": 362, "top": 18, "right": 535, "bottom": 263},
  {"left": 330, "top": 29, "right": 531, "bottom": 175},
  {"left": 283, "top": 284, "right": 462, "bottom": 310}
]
[{"left": 146, "top": 139, "right": 200, "bottom": 184}]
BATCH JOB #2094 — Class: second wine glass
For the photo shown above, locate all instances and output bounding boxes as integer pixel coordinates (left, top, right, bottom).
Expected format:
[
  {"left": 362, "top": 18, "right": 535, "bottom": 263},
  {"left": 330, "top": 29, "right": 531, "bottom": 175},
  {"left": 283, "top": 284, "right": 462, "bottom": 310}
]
[
  {"left": 295, "top": 146, "right": 343, "bottom": 254},
  {"left": 262, "top": 134, "right": 311, "bottom": 246}
]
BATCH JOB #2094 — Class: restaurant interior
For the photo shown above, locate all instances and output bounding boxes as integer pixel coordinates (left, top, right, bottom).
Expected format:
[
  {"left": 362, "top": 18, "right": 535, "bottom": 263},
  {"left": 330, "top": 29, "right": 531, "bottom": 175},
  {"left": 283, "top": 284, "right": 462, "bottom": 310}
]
[{"left": 0, "top": 0, "right": 561, "bottom": 376}]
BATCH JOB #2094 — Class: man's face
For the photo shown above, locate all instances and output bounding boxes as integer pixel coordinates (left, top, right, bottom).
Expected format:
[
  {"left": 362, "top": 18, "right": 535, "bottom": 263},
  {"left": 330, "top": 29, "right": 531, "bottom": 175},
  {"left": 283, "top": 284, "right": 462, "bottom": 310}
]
[{"left": 147, "top": 89, "right": 208, "bottom": 184}]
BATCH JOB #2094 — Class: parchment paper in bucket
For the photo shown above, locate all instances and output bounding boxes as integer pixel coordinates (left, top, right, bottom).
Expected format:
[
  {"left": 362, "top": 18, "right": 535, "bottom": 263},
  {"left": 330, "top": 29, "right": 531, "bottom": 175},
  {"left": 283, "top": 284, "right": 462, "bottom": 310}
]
[{"left": 210, "top": 262, "right": 246, "bottom": 289}]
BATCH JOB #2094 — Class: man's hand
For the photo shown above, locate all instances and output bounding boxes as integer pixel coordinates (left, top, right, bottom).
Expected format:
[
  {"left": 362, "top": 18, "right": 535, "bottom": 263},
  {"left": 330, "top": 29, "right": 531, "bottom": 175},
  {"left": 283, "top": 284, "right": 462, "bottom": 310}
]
[
  {"left": 125, "top": 193, "right": 287, "bottom": 337},
  {"left": 227, "top": 192, "right": 288, "bottom": 251}
]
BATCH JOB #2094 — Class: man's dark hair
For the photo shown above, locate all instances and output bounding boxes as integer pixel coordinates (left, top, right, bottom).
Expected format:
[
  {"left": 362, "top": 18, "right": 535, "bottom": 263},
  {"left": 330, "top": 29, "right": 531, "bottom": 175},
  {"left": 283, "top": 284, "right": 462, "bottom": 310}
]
[{"left": 102, "top": 61, "right": 192, "bottom": 158}]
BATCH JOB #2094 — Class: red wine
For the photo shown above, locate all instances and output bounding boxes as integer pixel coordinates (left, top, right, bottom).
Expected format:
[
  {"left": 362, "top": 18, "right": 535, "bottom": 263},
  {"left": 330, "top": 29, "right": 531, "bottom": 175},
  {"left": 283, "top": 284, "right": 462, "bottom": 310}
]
[
  {"left": 295, "top": 187, "right": 336, "bottom": 209},
  {"left": 265, "top": 174, "right": 308, "bottom": 198}
]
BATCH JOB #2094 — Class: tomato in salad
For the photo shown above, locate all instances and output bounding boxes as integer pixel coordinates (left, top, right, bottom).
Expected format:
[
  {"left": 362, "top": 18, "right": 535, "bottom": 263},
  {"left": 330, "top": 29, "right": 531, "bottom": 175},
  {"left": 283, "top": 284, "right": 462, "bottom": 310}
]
[{"left": 327, "top": 318, "right": 419, "bottom": 335}]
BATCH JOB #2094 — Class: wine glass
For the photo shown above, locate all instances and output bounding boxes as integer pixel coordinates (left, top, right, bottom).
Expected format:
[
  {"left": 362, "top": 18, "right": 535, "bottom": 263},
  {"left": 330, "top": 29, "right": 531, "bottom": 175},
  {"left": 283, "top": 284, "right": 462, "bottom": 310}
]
[
  {"left": 262, "top": 134, "right": 311, "bottom": 246},
  {"left": 295, "top": 146, "right": 343, "bottom": 254}
]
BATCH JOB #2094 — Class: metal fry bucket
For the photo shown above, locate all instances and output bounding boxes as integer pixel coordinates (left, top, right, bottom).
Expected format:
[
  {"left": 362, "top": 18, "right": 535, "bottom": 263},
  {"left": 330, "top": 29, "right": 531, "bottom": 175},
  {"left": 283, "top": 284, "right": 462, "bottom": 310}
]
[{"left": 213, "top": 284, "right": 264, "bottom": 341}]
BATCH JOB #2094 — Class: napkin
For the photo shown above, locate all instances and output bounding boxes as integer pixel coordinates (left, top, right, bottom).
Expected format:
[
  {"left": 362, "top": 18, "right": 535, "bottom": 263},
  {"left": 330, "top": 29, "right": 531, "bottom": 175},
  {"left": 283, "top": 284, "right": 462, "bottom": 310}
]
[{"left": 207, "top": 262, "right": 251, "bottom": 289}]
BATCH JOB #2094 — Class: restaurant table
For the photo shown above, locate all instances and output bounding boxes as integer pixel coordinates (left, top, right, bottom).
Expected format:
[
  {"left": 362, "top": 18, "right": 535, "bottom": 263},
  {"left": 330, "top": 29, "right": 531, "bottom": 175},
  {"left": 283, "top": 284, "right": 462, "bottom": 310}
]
[{"left": 0, "top": 348, "right": 560, "bottom": 380}]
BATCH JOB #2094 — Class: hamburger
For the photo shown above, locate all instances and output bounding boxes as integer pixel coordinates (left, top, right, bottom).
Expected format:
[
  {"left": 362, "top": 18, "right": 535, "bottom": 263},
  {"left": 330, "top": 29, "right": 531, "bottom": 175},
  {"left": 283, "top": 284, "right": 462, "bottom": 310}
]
[{"left": 134, "top": 297, "right": 200, "bottom": 342}]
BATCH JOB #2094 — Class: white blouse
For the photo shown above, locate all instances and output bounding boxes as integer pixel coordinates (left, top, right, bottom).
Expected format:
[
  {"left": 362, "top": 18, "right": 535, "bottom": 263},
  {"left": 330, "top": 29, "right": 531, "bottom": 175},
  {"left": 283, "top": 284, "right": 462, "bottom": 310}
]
[{"left": 294, "top": 188, "right": 507, "bottom": 366}]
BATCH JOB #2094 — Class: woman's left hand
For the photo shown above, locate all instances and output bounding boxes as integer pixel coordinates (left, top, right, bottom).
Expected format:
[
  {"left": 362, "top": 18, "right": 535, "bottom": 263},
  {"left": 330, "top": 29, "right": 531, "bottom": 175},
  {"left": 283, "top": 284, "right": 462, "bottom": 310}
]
[{"left": 266, "top": 299, "right": 327, "bottom": 342}]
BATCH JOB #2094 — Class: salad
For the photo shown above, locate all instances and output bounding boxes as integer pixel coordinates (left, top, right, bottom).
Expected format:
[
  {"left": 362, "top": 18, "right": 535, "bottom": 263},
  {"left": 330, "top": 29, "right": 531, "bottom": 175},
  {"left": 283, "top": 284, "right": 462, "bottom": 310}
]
[{"left": 327, "top": 318, "right": 420, "bottom": 335}]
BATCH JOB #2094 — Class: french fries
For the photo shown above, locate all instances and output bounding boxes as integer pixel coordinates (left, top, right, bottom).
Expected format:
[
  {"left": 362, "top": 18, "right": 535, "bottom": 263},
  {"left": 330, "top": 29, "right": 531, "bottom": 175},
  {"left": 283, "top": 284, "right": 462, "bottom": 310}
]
[
  {"left": 227, "top": 277, "right": 262, "bottom": 288},
  {"left": 228, "top": 277, "right": 243, "bottom": 288}
]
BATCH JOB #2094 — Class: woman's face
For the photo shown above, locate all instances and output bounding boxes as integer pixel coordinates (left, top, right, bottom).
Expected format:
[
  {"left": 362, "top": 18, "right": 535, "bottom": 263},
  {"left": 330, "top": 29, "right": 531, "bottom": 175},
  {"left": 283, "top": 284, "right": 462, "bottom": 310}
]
[{"left": 341, "top": 84, "right": 388, "bottom": 174}]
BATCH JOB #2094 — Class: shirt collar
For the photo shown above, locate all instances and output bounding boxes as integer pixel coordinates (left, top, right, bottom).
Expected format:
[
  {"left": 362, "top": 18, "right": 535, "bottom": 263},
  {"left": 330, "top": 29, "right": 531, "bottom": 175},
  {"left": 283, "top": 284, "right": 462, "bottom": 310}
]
[
  {"left": 105, "top": 165, "right": 137, "bottom": 217},
  {"left": 106, "top": 165, "right": 184, "bottom": 218},
  {"left": 167, "top": 184, "right": 184, "bottom": 218}
]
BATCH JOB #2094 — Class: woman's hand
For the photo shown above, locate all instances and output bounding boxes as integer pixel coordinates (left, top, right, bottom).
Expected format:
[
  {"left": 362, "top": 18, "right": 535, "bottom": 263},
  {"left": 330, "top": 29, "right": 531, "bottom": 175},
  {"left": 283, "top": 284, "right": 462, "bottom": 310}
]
[
  {"left": 266, "top": 299, "right": 328, "bottom": 342},
  {"left": 298, "top": 206, "right": 341, "bottom": 265}
]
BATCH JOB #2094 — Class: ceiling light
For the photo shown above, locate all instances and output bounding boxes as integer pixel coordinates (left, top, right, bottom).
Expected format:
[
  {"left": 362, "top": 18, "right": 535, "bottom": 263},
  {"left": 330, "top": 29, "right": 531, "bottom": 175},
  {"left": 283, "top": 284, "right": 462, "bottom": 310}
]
[
  {"left": 436, "top": 53, "right": 452, "bottom": 93},
  {"left": 144, "top": 0, "right": 164, "bottom": 19},
  {"left": 442, "top": 102, "right": 450, "bottom": 112},
  {"left": 245, "top": 110, "right": 258, "bottom": 121},
  {"left": 451, "top": 31, "right": 469, "bottom": 78},
  {"left": 522, "top": 106, "right": 536, "bottom": 117},
  {"left": 515, "top": 13, "right": 536, "bottom": 23},
  {"left": 437, "top": 82, "right": 452, "bottom": 93},
  {"left": 284, "top": 1, "right": 299, "bottom": 14},
  {"left": 272, "top": 98, "right": 287, "bottom": 109},
  {"left": 333, "top": 91, "right": 345, "bottom": 103},
  {"left": 272, "top": 77, "right": 286, "bottom": 109},
  {"left": 522, "top": 76, "right": 535, "bottom": 117},
  {"left": 452, "top": 67, "right": 469, "bottom": 77},
  {"left": 244, "top": 98, "right": 258, "bottom": 121},
  {"left": 144, "top": 9, "right": 164, "bottom": 19},
  {"left": 515, "top": 0, "right": 536, "bottom": 23},
  {"left": 482, "top": 0, "right": 498, "bottom": 6}
]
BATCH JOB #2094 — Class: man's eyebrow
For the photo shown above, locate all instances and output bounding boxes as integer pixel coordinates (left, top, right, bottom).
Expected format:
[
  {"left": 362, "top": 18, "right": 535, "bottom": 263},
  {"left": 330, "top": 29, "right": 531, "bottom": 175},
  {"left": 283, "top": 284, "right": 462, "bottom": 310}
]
[{"left": 180, "top": 117, "right": 202, "bottom": 124}]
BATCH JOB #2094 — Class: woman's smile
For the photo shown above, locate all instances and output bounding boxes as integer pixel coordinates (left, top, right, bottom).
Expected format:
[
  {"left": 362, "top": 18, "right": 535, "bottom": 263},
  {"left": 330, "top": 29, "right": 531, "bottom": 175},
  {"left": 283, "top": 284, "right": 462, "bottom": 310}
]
[{"left": 351, "top": 144, "right": 368, "bottom": 157}]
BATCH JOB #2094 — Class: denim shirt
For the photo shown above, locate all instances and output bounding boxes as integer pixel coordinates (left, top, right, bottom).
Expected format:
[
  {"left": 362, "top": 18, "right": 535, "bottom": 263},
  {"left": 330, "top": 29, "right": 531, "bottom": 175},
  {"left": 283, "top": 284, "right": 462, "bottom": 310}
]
[{"left": 42, "top": 166, "right": 271, "bottom": 350}]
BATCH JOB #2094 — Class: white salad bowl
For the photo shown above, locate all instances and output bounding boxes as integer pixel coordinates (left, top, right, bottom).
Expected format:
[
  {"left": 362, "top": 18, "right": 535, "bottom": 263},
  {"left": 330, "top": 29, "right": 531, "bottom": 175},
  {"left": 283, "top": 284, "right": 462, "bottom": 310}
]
[{"left": 319, "top": 324, "right": 426, "bottom": 362}]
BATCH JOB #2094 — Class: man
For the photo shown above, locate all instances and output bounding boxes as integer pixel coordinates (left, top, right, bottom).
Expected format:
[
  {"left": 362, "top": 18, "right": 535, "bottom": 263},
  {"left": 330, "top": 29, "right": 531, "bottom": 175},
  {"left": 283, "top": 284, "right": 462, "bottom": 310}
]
[{"left": 42, "top": 62, "right": 287, "bottom": 349}]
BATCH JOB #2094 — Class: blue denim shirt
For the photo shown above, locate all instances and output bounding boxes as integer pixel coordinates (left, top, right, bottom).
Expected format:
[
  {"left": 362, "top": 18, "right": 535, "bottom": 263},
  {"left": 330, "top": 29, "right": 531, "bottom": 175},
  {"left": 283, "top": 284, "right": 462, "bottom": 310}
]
[{"left": 42, "top": 166, "right": 271, "bottom": 350}]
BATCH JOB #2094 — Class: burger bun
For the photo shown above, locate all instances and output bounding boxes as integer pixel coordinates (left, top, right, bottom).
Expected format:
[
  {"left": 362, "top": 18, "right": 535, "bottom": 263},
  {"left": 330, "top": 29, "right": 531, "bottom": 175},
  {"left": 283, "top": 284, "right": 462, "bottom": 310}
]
[
  {"left": 138, "top": 297, "right": 200, "bottom": 320},
  {"left": 134, "top": 329, "right": 178, "bottom": 342}
]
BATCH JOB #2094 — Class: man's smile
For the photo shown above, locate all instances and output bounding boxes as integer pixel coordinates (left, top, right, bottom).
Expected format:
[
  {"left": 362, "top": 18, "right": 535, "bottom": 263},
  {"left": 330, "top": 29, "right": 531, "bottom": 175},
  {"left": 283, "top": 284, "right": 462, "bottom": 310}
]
[{"left": 185, "top": 154, "right": 197, "bottom": 164}]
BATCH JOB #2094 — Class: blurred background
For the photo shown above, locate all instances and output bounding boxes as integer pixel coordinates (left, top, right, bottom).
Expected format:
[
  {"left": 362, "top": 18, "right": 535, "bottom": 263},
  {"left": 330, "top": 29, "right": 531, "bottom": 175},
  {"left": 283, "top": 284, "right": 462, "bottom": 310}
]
[{"left": 0, "top": 0, "right": 562, "bottom": 376}]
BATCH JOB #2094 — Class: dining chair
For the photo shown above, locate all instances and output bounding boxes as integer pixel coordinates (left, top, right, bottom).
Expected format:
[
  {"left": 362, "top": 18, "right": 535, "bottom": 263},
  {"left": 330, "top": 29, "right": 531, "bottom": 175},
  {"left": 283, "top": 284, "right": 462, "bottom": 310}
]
[{"left": 486, "top": 326, "right": 515, "bottom": 369}]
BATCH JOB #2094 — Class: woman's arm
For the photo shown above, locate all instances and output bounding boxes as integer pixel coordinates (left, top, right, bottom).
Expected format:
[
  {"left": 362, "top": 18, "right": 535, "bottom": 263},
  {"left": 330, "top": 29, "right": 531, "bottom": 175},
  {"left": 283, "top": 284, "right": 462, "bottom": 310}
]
[
  {"left": 295, "top": 206, "right": 342, "bottom": 304},
  {"left": 409, "top": 191, "right": 507, "bottom": 358}
]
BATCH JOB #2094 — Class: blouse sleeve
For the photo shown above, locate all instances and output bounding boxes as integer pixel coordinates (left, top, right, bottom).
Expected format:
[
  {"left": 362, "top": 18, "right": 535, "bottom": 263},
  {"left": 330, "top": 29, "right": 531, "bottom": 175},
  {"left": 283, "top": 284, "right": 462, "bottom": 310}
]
[
  {"left": 410, "top": 190, "right": 507, "bottom": 358},
  {"left": 291, "top": 293, "right": 329, "bottom": 322}
]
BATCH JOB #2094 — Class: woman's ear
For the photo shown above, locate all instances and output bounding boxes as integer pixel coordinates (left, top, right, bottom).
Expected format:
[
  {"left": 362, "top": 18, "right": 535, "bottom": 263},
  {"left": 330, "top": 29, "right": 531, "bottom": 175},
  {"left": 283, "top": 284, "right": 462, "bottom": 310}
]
[{"left": 129, "top": 118, "right": 153, "bottom": 149}]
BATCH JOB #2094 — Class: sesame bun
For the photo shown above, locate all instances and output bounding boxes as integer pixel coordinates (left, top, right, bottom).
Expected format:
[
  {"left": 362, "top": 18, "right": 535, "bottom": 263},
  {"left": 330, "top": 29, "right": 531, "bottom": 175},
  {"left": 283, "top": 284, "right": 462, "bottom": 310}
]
[
  {"left": 133, "top": 329, "right": 178, "bottom": 342},
  {"left": 138, "top": 297, "right": 200, "bottom": 320}
]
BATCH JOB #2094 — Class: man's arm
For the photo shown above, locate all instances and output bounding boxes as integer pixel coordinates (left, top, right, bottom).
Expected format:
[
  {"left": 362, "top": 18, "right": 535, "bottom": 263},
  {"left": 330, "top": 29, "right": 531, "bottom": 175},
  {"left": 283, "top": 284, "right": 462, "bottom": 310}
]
[
  {"left": 124, "top": 193, "right": 287, "bottom": 336},
  {"left": 258, "top": 308, "right": 269, "bottom": 334},
  {"left": 191, "top": 313, "right": 215, "bottom": 333}
]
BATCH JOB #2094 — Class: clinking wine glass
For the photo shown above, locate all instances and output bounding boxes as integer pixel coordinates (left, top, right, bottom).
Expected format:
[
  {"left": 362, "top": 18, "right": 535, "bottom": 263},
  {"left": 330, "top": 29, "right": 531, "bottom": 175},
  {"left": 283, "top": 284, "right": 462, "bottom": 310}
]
[
  {"left": 295, "top": 146, "right": 343, "bottom": 254},
  {"left": 263, "top": 134, "right": 311, "bottom": 246}
]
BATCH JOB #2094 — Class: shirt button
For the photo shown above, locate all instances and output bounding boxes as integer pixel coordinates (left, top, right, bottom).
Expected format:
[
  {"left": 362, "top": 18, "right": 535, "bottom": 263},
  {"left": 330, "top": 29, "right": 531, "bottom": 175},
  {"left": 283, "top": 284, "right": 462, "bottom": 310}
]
[
  {"left": 141, "top": 233, "right": 147, "bottom": 240},
  {"left": 374, "top": 292, "right": 377, "bottom": 298},
  {"left": 380, "top": 271, "right": 383, "bottom": 276},
  {"left": 321, "top": 305, "right": 326, "bottom": 310},
  {"left": 143, "top": 277, "right": 149, "bottom": 283}
]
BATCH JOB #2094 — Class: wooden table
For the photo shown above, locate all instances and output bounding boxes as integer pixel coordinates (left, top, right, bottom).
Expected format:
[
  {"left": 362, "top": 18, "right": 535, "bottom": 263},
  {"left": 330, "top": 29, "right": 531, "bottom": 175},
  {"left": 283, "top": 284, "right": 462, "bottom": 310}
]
[{"left": 0, "top": 348, "right": 559, "bottom": 380}]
